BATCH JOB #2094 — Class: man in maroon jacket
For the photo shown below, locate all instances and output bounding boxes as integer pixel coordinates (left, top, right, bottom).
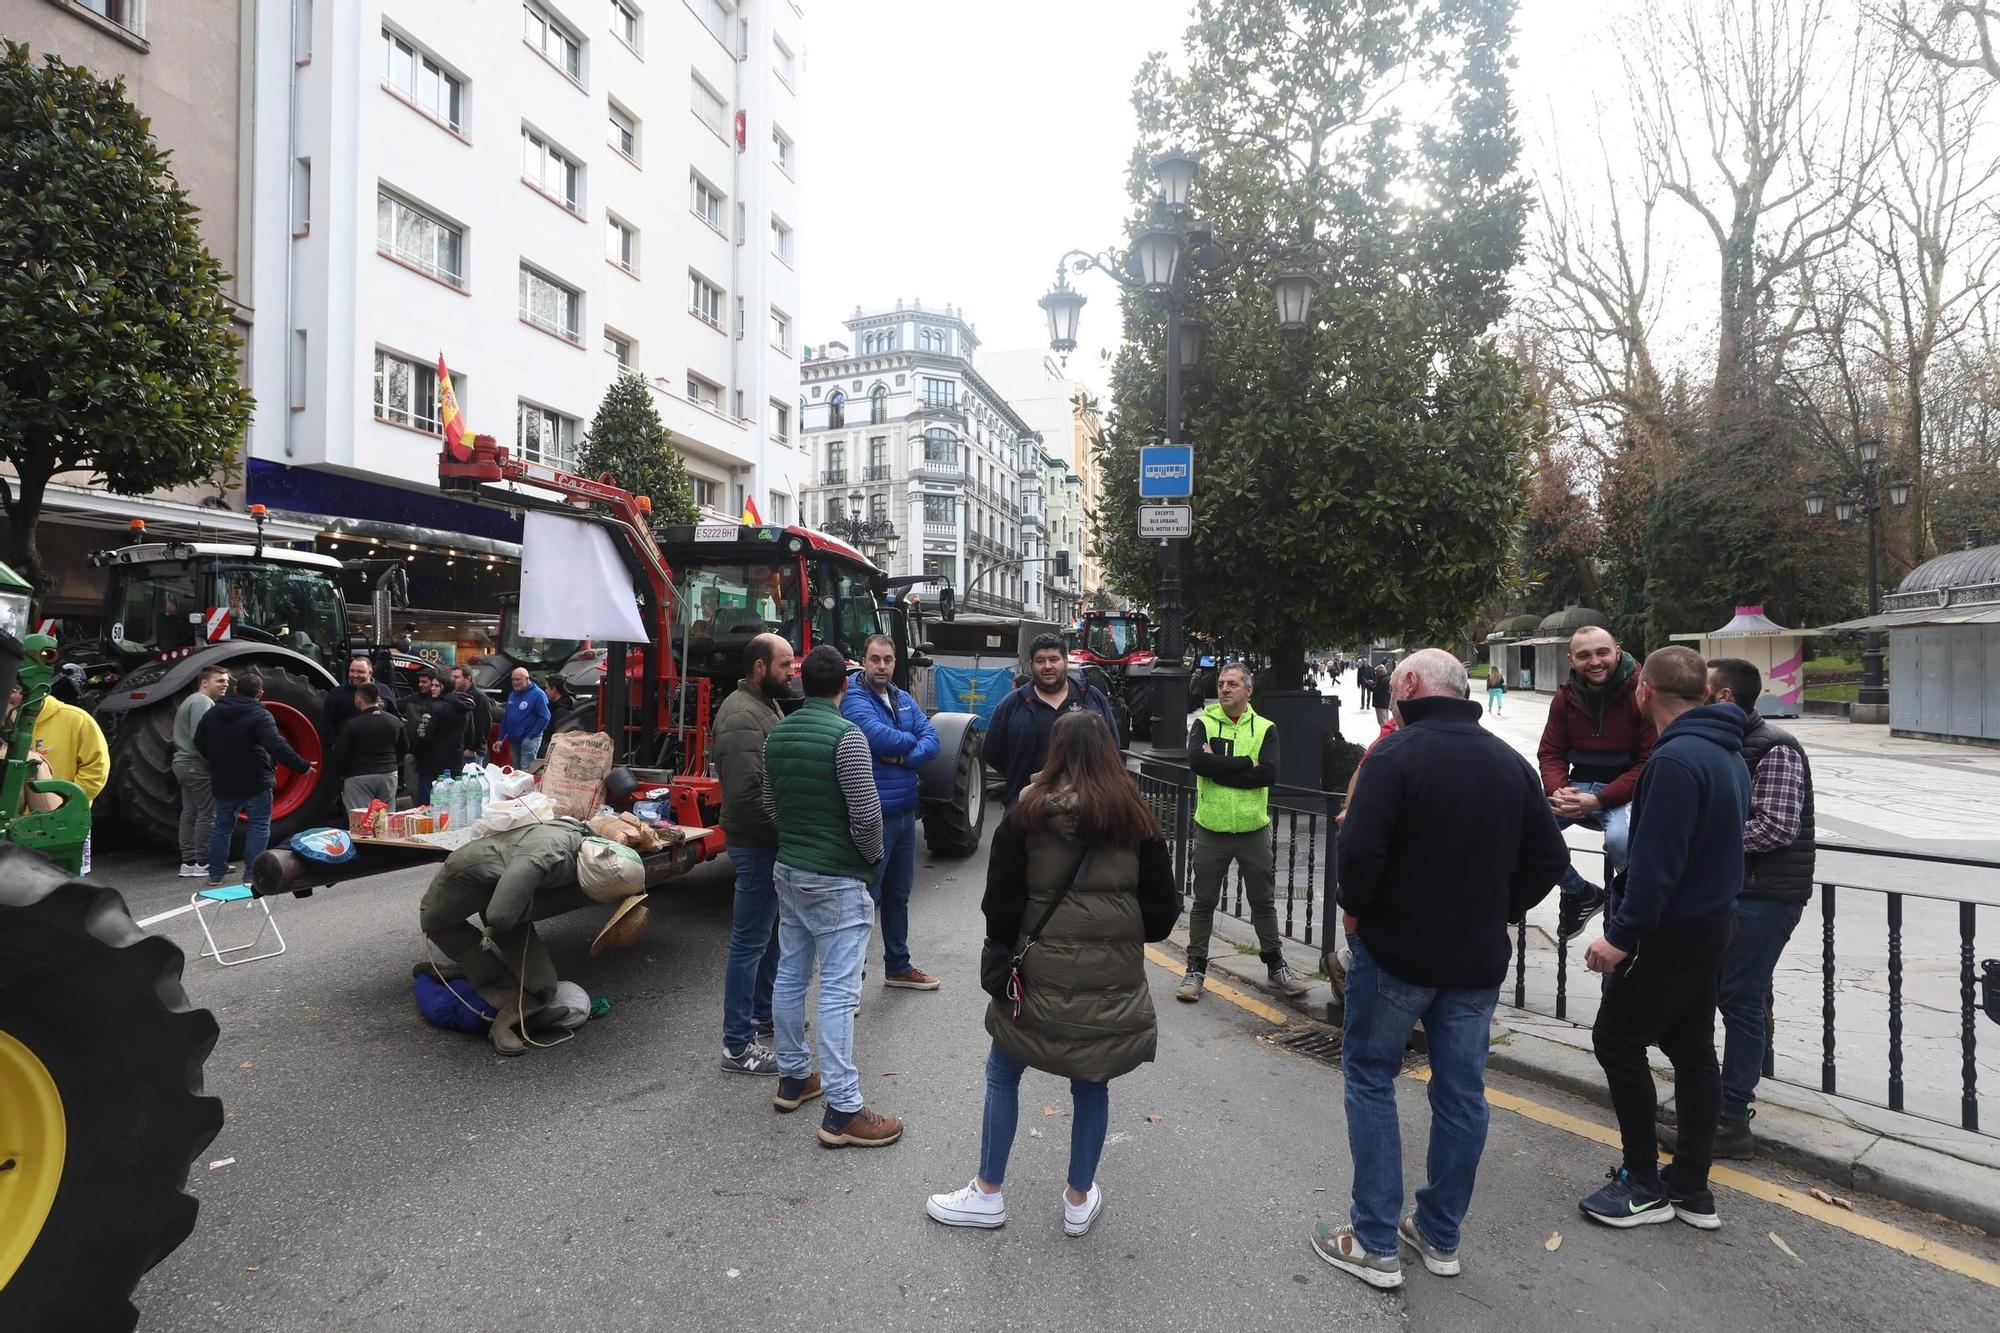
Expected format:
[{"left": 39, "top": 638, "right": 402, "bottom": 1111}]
[{"left": 1537, "top": 626, "right": 1655, "bottom": 941}]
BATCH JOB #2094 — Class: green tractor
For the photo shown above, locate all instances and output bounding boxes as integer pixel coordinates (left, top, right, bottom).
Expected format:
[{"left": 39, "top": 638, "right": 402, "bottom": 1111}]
[{"left": 0, "top": 562, "right": 223, "bottom": 1331}]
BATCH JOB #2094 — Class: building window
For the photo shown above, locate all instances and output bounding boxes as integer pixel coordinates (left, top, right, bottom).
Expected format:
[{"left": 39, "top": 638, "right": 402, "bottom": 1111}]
[
  {"left": 828, "top": 391, "right": 846, "bottom": 427},
  {"left": 291, "top": 158, "right": 312, "bottom": 235},
  {"left": 923, "top": 494, "right": 957, "bottom": 524},
  {"left": 689, "top": 271, "right": 724, "bottom": 328},
  {"left": 921, "top": 377, "right": 956, "bottom": 409},
  {"left": 869, "top": 494, "right": 887, "bottom": 522},
  {"left": 611, "top": 0, "right": 640, "bottom": 51},
  {"left": 74, "top": 0, "right": 143, "bottom": 36},
  {"left": 771, "top": 125, "right": 793, "bottom": 174},
  {"left": 381, "top": 28, "right": 465, "bottom": 133},
  {"left": 767, "top": 492, "right": 790, "bottom": 526},
  {"left": 826, "top": 441, "right": 846, "bottom": 482},
  {"left": 920, "top": 327, "right": 948, "bottom": 353},
  {"left": 518, "top": 264, "right": 582, "bottom": 343},
  {"left": 770, "top": 400, "right": 792, "bottom": 443},
  {"left": 690, "top": 173, "right": 724, "bottom": 231},
  {"left": 607, "top": 214, "right": 638, "bottom": 273},
  {"left": 868, "top": 436, "right": 888, "bottom": 476},
  {"left": 377, "top": 188, "right": 465, "bottom": 287},
  {"left": 924, "top": 428, "right": 958, "bottom": 465},
  {"left": 520, "top": 127, "right": 582, "bottom": 212},
  {"left": 693, "top": 0, "right": 730, "bottom": 48},
  {"left": 608, "top": 101, "right": 639, "bottom": 161},
  {"left": 604, "top": 328, "right": 633, "bottom": 367},
  {"left": 770, "top": 216, "right": 793, "bottom": 265},
  {"left": 523, "top": 1, "right": 583, "bottom": 81},
  {"left": 693, "top": 476, "right": 720, "bottom": 510},
  {"left": 691, "top": 73, "right": 727, "bottom": 136},
  {"left": 870, "top": 386, "right": 888, "bottom": 424},
  {"left": 374, "top": 348, "right": 451, "bottom": 432},
  {"left": 770, "top": 308, "right": 791, "bottom": 354},
  {"left": 773, "top": 35, "right": 796, "bottom": 86},
  {"left": 517, "top": 401, "right": 580, "bottom": 469},
  {"left": 686, "top": 373, "right": 722, "bottom": 409}
]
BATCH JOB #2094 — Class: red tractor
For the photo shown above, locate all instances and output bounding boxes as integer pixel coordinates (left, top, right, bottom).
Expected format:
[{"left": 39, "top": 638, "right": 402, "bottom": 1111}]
[
  {"left": 439, "top": 437, "right": 986, "bottom": 856},
  {"left": 1068, "top": 610, "right": 1157, "bottom": 742}
]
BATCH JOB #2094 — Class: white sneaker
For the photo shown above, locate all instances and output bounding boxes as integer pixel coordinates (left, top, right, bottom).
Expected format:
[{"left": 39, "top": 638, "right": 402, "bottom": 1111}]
[
  {"left": 1063, "top": 1182, "right": 1103, "bottom": 1237},
  {"left": 925, "top": 1180, "right": 1006, "bottom": 1229},
  {"left": 178, "top": 862, "right": 206, "bottom": 878}
]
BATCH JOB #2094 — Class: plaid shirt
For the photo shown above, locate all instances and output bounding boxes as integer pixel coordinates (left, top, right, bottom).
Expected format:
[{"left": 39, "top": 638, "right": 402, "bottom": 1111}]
[{"left": 1742, "top": 741, "right": 1805, "bottom": 853}]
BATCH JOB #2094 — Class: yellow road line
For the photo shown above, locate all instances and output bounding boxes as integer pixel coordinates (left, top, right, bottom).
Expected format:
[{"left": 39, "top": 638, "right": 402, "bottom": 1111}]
[
  {"left": 1143, "top": 945, "right": 1293, "bottom": 1025},
  {"left": 1141, "top": 949, "right": 2000, "bottom": 1288}
]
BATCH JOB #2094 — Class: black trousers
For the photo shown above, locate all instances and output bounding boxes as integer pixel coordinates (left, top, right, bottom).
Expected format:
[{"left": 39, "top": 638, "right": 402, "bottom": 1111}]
[{"left": 1591, "top": 915, "right": 1735, "bottom": 1192}]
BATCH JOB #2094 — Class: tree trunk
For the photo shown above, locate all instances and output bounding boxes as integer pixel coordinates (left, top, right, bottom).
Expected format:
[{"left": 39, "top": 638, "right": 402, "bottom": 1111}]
[{"left": 1, "top": 462, "right": 52, "bottom": 599}]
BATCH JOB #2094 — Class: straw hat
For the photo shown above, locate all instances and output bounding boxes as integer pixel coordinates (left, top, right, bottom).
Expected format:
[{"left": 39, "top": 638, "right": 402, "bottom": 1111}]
[{"left": 590, "top": 893, "right": 650, "bottom": 955}]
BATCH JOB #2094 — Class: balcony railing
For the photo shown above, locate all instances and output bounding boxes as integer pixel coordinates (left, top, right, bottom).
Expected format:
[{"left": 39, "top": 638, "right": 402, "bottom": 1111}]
[
  {"left": 822, "top": 469, "right": 847, "bottom": 485},
  {"left": 865, "top": 464, "right": 892, "bottom": 481}
]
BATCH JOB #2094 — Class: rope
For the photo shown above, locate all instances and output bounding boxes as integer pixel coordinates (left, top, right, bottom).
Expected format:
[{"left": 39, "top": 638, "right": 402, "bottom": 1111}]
[{"left": 419, "top": 924, "right": 573, "bottom": 1050}]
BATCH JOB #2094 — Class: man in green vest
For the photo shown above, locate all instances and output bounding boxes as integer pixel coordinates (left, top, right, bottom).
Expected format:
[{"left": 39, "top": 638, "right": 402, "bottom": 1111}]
[
  {"left": 1178, "top": 664, "right": 1311, "bottom": 1002},
  {"left": 760, "top": 644, "right": 902, "bottom": 1149}
]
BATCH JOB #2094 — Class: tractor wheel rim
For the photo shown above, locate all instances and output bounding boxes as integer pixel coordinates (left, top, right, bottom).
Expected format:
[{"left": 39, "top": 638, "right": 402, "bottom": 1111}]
[
  {"left": 264, "top": 699, "right": 322, "bottom": 822},
  {"left": 0, "top": 1028, "right": 66, "bottom": 1289},
  {"left": 963, "top": 748, "right": 984, "bottom": 829}
]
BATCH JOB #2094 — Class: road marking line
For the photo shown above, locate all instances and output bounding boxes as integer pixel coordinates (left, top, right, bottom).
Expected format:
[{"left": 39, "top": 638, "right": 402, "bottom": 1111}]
[
  {"left": 1143, "top": 945, "right": 1292, "bottom": 1025},
  {"left": 1405, "top": 1067, "right": 2000, "bottom": 1288}
]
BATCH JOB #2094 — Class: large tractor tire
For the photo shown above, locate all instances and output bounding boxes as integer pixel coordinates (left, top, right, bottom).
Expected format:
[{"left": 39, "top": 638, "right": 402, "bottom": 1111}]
[
  {"left": 0, "top": 847, "right": 223, "bottom": 1333},
  {"left": 107, "top": 664, "right": 328, "bottom": 854},
  {"left": 922, "top": 721, "right": 987, "bottom": 858}
]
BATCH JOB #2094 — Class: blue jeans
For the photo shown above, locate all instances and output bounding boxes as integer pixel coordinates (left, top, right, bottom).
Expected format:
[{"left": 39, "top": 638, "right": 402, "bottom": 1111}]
[
  {"left": 867, "top": 809, "right": 918, "bottom": 975},
  {"left": 1556, "top": 780, "right": 1631, "bottom": 897},
  {"left": 207, "top": 788, "right": 273, "bottom": 883},
  {"left": 1718, "top": 897, "right": 1805, "bottom": 1123},
  {"left": 721, "top": 845, "right": 781, "bottom": 1053},
  {"left": 977, "top": 1043, "right": 1109, "bottom": 1194},
  {"left": 512, "top": 733, "right": 542, "bottom": 769},
  {"left": 1341, "top": 935, "right": 1499, "bottom": 1256},
  {"left": 772, "top": 862, "right": 873, "bottom": 1113}
]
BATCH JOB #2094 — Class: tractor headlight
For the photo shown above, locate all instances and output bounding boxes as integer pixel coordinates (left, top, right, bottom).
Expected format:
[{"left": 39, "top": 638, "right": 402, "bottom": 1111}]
[{"left": 0, "top": 585, "right": 29, "bottom": 644}]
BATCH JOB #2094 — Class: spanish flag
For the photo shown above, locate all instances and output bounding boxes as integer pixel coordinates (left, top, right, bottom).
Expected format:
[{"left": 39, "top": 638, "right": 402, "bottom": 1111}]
[
  {"left": 740, "top": 495, "right": 763, "bottom": 524},
  {"left": 438, "top": 353, "right": 470, "bottom": 460}
]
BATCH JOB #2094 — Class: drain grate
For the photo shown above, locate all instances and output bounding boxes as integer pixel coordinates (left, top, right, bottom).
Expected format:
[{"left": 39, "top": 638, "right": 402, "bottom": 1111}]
[{"left": 1267, "top": 1026, "right": 1343, "bottom": 1066}]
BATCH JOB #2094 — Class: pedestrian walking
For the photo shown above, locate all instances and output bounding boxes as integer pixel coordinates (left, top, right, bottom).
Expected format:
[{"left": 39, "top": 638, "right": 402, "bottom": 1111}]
[
  {"left": 842, "top": 633, "right": 943, "bottom": 991},
  {"left": 714, "top": 633, "right": 794, "bottom": 1076},
  {"left": 1484, "top": 665, "right": 1506, "bottom": 717},
  {"left": 329, "top": 682, "right": 407, "bottom": 811},
  {"left": 499, "top": 666, "right": 551, "bottom": 769},
  {"left": 1356, "top": 659, "right": 1373, "bottom": 711},
  {"left": 450, "top": 664, "right": 494, "bottom": 764},
  {"left": 983, "top": 632, "right": 1118, "bottom": 805},
  {"left": 1177, "top": 664, "right": 1311, "bottom": 1002},
  {"left": 172, "top": 664, "right": 230, "bottom": 877},
  {"left": 925, "top": 710, "right": 1178, "bottom": 1237},
  {"left": 761, "top": 644, "right": 900, "bottom": 1147},
  {"left": 197, "top": 669, "right": 312, "bottom": 886},
  {"left": 1315, "top": 650, "right": 1568, "bottom": 1289},
  {"left": 1658, "top": 658, "right": 1814, "bottom": 1161},
  {"left": 1538, "top": 626, "right": 1655, "bottom": 942},
  {"left": 1370, "top": 664, "right": 1393, "bottom": 726},
  {"left": 1579, "top": 646, "right": 1748, "bottom": 1232},
  {"left": 407, "top": 670, "right": 472, "bottom": 805}
]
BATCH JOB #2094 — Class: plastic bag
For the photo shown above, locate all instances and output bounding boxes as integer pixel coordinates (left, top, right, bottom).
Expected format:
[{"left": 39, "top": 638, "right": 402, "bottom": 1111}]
[
  {"left": 472, "top": 791, "right": 558, "bottom": 836},
  {"left": 484, "top": 764, "right": 537, "bottom": 800}
]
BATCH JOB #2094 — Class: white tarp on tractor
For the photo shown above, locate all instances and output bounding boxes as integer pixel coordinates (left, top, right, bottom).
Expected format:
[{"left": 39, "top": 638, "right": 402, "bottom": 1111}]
[{"left": 519, "top": 511, "right": 651, "bottom": 642}]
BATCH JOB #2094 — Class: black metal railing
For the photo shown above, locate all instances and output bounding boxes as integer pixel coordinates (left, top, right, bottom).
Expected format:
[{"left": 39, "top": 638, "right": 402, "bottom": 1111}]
[{"left": 1130, "top": 755, "right": 2000, "bottom": 1140}]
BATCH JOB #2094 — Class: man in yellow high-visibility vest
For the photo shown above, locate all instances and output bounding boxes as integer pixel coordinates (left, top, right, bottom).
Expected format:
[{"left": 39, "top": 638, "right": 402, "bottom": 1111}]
[{"left": 1177, "top": 664, "right": 1310, "bottom": 1002}]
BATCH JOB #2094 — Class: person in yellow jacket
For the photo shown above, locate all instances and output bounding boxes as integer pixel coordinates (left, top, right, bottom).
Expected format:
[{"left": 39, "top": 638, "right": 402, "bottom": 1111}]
[
  {"left": 5, "top": 634, "right": 109, "bottom": 871},
  {"left": 1176, "top": 664, "right": 1310, "bottom": 1003}
]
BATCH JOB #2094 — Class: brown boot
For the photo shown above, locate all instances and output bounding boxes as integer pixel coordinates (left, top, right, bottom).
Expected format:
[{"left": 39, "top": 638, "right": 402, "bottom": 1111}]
[
  {"left": 490, "top": 996, "right": 526, "bottom": 1057},
  {"left": 817, "top": 1105, "right": 903, "bottom": 1148}
]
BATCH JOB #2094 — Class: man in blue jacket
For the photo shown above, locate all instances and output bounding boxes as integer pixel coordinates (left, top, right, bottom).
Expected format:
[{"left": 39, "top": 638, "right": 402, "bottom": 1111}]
[
  {"left": 981, "top": 632, "right": 1119, "bottom": 805},
  {"left": 499, "top": 666, "right": 552, "bottom": 768},
  {"left": 842, "top": 634, "right": 942, "bottom": 990},
  {"left": 1580, "top": 645, "right": 1749, "bottom": 1233}
]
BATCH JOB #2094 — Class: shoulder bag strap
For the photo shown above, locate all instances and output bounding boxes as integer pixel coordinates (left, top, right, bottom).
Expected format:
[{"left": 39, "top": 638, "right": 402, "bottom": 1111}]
[{"left": 1022, "top": 847, "right": 1093, "bottom": 948}]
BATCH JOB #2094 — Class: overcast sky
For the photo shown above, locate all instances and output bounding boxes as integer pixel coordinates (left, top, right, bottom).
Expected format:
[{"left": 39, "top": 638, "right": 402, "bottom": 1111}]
[{"left": 797, "top": 0, "right": 1624, "bottom": 395}]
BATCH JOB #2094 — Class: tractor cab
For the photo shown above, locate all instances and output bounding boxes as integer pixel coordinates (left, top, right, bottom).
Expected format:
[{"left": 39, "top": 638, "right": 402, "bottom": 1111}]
[
  {"left": 81, "top": 542, "right": 349, "bottom": 683},
  {"left": 1069, "top": 611, "right": 1156, "bottom": 673}
]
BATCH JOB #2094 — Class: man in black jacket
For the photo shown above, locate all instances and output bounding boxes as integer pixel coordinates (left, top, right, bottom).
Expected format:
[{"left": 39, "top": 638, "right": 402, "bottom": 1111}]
[
  {"left": 1658, "top": 658, "right": 1815, "bottom": 1161},
  {"left": 196, "top": 668, "right": 313, "bottom": 886},
  {"left": 328, "top": 682, "right": 408, "bottom": 812},
  {"left": 450, "top": 664, "right": 495, "bottom": 764},
  {"left": 1580, "top": 646, "right": 1749, "bottom": 1233},
  {"left": 1315, "top": 650, "right": 1568, "bottom": 1291}
]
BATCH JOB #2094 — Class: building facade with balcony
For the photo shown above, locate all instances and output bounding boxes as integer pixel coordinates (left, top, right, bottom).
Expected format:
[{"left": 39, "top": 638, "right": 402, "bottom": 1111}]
[
  {"left": 980, "top": 349, "right": 1105, "bottom": 604},
  {"left": 241, "top": 0, "right": 806, "bottom": 639},
  {"left": 800, "top": 302, "right": 1040, "bottom": 618}
]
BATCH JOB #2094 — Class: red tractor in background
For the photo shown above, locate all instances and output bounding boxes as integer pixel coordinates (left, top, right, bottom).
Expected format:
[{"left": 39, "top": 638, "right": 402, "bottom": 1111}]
[
  {"left": 1068, "top": 609, "right": 1158, "bottom": 743},
  {"left": 439, "top": 436, "right": 986, "bottom": 856}
]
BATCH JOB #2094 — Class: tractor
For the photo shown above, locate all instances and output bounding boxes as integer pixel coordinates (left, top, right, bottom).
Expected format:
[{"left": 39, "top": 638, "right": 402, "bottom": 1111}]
[
  {"left": 1068, "top": 609, "right": 1158, "bottom": 743},
  {"left": 0, "top": 561, "right": 222, "bottom": 1332},
  {"left": 468, "top": 591, "right": 603, "bottom": 721}
]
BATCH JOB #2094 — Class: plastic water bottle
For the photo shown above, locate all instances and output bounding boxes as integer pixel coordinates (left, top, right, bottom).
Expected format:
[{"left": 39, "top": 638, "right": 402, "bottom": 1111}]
[
  {"left": 464, "top": 770, "right": 486, "bottom": 824},
  {"left": 433, "top": 772, "right": 456, "bottom": 828}
]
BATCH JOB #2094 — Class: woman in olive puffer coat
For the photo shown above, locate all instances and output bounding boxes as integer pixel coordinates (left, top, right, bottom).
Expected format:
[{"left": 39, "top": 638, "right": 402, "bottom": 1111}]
[{"left": 924, "top": 711, "right": 1179, "bottom": 1238}]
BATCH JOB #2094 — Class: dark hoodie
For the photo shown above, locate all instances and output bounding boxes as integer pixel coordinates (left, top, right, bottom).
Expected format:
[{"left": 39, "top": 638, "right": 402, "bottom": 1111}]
[
  {"left": 1604, "top": 702, "right": 1751, "bottom": 953},
  {"left": 194, "top": 691, "right": 311, "bottom": 801}
]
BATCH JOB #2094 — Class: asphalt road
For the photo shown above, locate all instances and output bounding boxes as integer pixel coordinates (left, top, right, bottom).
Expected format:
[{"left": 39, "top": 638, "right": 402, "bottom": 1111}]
[{"left": 100, "top": 832, "right": 2000, "bottom": 1332}]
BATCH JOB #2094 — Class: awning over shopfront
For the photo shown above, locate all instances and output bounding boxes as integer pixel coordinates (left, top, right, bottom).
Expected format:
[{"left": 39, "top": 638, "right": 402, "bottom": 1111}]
[
  {"left": 1817, "top": 606, "right": 2000, "bottom": 632},
  {"left": 33, "top": 480, "right": 320, "bottom": 544}
]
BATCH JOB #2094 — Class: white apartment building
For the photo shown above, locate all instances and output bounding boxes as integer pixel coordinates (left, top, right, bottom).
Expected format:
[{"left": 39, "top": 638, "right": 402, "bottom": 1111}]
[
  {"left": 244, "top": 0, "right": 805, "bottom": 630},
  {"left": 980, "top": 349, "right": 1103, "bottom": 608},
  {"left": 799, "top": 302, "right": 1040, "bottom": 618}
]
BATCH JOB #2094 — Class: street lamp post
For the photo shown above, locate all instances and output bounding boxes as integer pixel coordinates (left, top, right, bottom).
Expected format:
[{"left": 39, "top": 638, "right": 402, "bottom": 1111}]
[
  {"left": 1805, "top": 434, "right": 1908, "bottom": 721},
  {"left": 822, "top": 487, "right": 899, "bottom": 568},
  {"left": 1039, "top": 151, "right": 1315, "bottom": 749}
]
